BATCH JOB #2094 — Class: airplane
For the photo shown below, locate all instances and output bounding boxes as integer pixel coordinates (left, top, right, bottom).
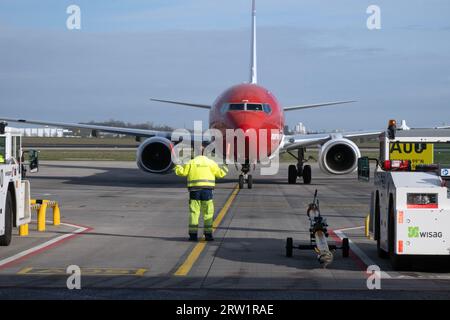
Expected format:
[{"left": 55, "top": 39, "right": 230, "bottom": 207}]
[{"left": 1, "top": 0, "right": 381, "bottom": 189}]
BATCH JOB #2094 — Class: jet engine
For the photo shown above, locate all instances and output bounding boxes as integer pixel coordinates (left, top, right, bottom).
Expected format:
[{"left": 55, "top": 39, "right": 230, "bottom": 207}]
[
  {"left": 318, "top": 138, "right": 361, "bottom": 175},
  {"left": 136, "top": 137, "right": 174, "bottom": 174}
]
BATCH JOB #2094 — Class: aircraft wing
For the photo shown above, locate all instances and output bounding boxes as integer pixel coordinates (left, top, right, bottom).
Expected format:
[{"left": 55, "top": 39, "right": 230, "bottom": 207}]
[
  {"left": 0, "top": 117, "right": 172, "bottom": 138},
  {"left": 150, "top": 98, "right": 211, "bottom": 109},
  {"left": 282, "top": 131, "right": 381, "bottom": 151},
  {"left": 150, "top": 98, "right": 356, "bottom": 112},
  {"left": 283, "top": 100, "right": 356, "bottom": 111}
]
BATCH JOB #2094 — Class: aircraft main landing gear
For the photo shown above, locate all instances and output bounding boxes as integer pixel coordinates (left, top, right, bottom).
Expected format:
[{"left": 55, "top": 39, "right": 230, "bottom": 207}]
[{"left": 288, "top": 148, "right": 311, "bottom": 185}]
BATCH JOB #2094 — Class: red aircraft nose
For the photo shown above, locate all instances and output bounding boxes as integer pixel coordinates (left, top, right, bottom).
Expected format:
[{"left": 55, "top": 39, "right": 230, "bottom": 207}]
[
  {"left": 227, "top": 111, "right": 264, "bottom": 133},
  {"left": 225, "top": 111, "right": 270, "bottom": 163}
]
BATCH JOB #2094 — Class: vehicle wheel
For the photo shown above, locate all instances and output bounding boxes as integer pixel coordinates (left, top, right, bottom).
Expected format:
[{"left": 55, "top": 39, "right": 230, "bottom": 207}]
[
  {"left": 247, "top": 174, "right": 253, "bottom": 189},
  {"left": 377, "top": 237, "right": 389, "bottom": 259},
  {"left": 288, "top": 165, "right": 297, "bottom": 184},
  {"left": 388, "top": 199, "right": 410, "bottom": 270},
  {"left": 375, "top": 195, "right": 388, "bottom": 259},
  {"left": 0, "top": 191, "right": 13, "bottom": 246},
  {"left": 238, "top": 175, "right": 244, "bottom": 189},
  {"left": 342, "top": 238, "right": 350, "bottom": 258},
  {"left": 21, "top": 165, "right": 27, "bottom": 179},
  {"left": 303, "top": 165, "right": 312, "bottom": 184},
  {"left": 286, "top": 237, "right": 293, "bottom": 257}
]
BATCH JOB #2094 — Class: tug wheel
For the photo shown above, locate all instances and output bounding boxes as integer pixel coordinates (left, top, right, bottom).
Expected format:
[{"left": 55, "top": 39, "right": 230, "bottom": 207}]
[
  {"left": 342, "top": 238, "right": 350, "bottom": 258},
  {"left": 286, "top": 237, "right": 293, "bottom": 257},
  {"left": 0, "top": 191, "right": 13, "bottom": 247}
]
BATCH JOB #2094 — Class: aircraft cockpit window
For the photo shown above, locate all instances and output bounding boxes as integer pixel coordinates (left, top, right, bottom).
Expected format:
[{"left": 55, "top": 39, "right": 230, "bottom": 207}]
[
  {"left": 263, "top": 104, "right": 272, "bottom": 114},
  {"left": 246, "top": 104, "right": 263, "bottom": 111},
  {"left": 220, "top": 103, "right": 228, "bottom": 114},
  {"left": 225, "top": 103, "right": 272, "bottom": 113},
  {"left": 229, "top": 103, "right": 245, "bottom": 111}
]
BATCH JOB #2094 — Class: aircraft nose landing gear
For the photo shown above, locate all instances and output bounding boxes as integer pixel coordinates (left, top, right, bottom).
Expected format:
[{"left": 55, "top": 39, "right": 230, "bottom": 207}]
[
  {"left": 288, "top": 148, "right": 311, "bottom": 184},
  {"left": 238, "top": 163, "right": 253, "bottom": 189}
]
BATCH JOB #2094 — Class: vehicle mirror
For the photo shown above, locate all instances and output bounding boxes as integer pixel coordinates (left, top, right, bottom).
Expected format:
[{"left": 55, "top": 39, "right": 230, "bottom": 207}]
[
  {"left": 29, "top": 149, "right": 39, "bottom": 173},
  {"left": 358, "top": 157, "right": 370, "bottom": 182}
]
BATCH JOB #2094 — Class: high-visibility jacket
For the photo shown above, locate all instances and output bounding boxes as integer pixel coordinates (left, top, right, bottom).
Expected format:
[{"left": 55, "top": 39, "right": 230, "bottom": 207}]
[
  {"left": 0, "top": 154, "right": 4, "bottom": 163},
  {"left": 174, "top": 155, "right": 228, "bottom": 189}
]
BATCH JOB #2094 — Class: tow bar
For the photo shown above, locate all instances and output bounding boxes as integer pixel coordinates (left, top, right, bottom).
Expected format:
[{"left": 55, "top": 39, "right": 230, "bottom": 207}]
[{"left": 285, "top": 190, "right": 350, "bottom": 267}]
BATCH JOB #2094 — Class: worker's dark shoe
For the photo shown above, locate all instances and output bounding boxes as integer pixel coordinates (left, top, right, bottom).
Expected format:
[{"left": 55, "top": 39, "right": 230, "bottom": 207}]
[
  {"left": 204, "top": 233, "right": 214, "bottom": 241},
  {"left": 189, "top": 233, "right": 198, "bottom": 241}
]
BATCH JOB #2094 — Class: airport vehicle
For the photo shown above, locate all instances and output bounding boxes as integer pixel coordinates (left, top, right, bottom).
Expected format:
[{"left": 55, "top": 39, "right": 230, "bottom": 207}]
[
  {"left": 286, "top": 190, "right": 349, "bottom": 267},
  {"left": 0, "top": 123, "right": 37, "bottom": 246},
  {"left": 0, "top": 0, "right": 380, "bottom": 189},
  {"left": 358, "top": 121, "right": 450, "bottom": 270}
]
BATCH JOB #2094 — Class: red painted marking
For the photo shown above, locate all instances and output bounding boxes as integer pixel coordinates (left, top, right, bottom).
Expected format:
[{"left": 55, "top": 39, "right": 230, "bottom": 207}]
[
  {"left": 398, "top": 211, "right": 404, "bottom": 224},
  {"left": 407, "top": 204, "right": 438, "bottom": 209},
  {"left": 398, "top": 240, "right": 403, "bottom": 253},
  {"left": 0, "top": 223, "right": 93, "bottom": 271}
]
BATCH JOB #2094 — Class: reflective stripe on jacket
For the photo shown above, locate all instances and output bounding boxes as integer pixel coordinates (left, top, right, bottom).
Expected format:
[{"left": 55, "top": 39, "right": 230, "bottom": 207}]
[{"left": 174, "top": 155, "right": 228, "bottom": 189}]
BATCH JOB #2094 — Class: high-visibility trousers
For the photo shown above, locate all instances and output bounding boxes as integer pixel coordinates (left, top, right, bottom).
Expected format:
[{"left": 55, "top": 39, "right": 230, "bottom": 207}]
[{"left": 188, "top": 189, "right": 214, "bottom": 234}]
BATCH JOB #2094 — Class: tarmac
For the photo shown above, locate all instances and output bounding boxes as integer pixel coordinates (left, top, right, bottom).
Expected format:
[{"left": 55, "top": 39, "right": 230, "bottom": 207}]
[{"left": 0, "top": 161, "right": 449, "bottom": 299}]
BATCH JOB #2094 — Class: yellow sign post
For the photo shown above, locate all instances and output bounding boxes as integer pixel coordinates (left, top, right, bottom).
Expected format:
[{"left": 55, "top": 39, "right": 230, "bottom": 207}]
[{"left": 389, "top": 142, "right": 434, "bottom": 169}]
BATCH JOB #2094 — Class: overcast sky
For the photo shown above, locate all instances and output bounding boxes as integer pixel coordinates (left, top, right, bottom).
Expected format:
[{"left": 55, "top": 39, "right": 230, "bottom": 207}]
[{"left": 0, "top": 0, "right": 449, "bottom": 131}]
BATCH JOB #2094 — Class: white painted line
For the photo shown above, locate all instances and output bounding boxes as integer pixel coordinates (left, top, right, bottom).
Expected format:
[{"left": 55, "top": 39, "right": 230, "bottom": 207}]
[
  {"left": 337, "top": 226, "right": 365, "bottom": 232},
  {"left": 47, "top": 220, "right": 86, "bottom": 230},
  {"left": 0, "top": 222, "right": 90, "bottom": 269},
  {"left": 334, "top": 227, "right": 392, "bottom": 279}
]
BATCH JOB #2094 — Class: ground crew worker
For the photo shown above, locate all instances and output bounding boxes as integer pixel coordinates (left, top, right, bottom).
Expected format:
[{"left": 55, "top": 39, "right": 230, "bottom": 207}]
[
  {"left": 174, "top": 148, "right": 228, "bottom": 241},
  {"left": 0, "top": 153, "right": 4, "bottom": 163}
]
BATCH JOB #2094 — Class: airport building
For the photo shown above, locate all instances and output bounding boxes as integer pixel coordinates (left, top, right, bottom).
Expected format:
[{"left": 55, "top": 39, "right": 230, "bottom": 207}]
[
  {"left": 294, "top": 122, "right": 307, "bottom": 134},
  {"left": 7, "top": 127, "right": 72, "bottom": 137}
]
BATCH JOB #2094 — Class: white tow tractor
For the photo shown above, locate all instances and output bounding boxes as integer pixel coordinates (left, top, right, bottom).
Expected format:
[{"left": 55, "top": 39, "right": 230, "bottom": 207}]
[
  {"left": 0, "top": 122, "right": 39, "bottom": 246},
  {"left": 358, "top": 120, "right": 450, "bottom": 270}
]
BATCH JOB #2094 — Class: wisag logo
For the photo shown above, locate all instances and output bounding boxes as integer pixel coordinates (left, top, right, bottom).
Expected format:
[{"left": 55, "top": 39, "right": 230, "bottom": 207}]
[
  {"left": 408, "top": 227, "right": 419, "bottom": 238},
  {"left": 408, "top": 227, "right": 442, "bottom": 238}
]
